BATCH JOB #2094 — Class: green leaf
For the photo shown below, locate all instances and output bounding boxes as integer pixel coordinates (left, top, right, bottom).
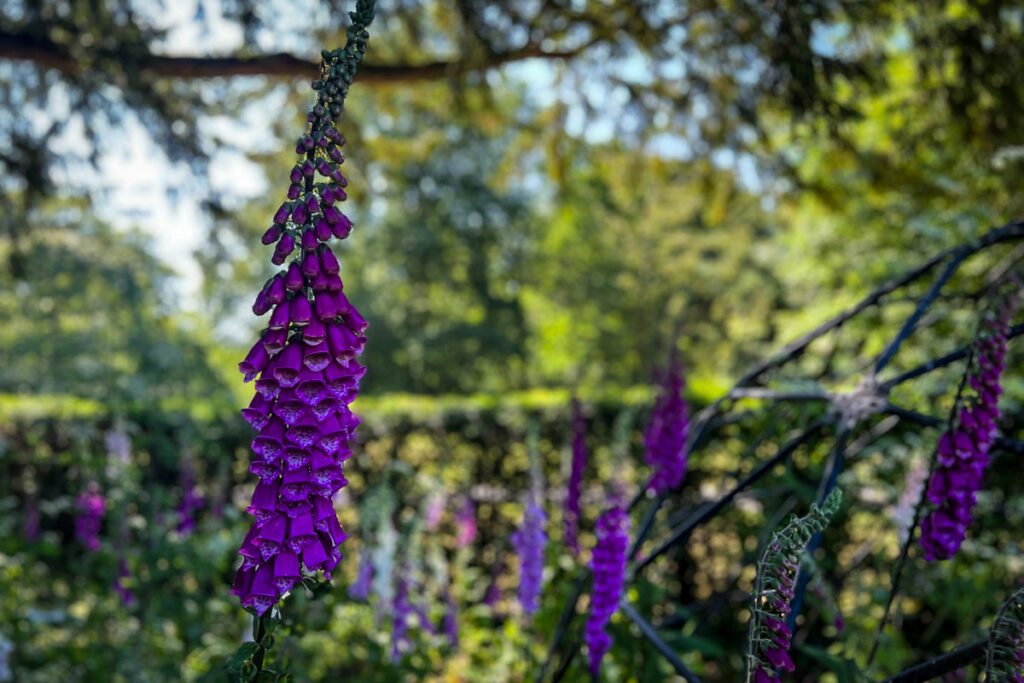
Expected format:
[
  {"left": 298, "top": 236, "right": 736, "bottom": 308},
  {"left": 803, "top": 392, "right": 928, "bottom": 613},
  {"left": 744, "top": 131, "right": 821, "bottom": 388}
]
[{"left": 225, "top": 642, "right": 260, "bottom": 682}]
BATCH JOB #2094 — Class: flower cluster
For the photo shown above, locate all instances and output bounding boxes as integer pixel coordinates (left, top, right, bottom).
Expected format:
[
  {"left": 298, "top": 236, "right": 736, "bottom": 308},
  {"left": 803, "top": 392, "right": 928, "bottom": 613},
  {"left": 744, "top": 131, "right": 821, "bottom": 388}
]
[
  {"left": 75, "top": 487, "right": 105, "bottom": 552},
  {"left": 746, "top": 490, "right": 841, "bottom": 682},
  {"left": 231, "top": 48, "right": 368, "bottom": 616},
  {"left": 348, "top": 550, "right": 374, "bottom": 600},
  {"left": 586, "top": 504, "right": 631, "bottom": 676},
  {"left": 391, "top": 576, "right": 411, "bottom": 662},
  {"left": 565, "top": 398, "right": 587, "bottom": 555},
  {"left": 455, "top": 498, "right": 477, "bottom": 549},
  {"left": 114, "top": 558, "right": 136, "bottom": 607},
  {"left": 987, "top": 587, "right": 1024, "bottom": 683},
  {"left": 643, "top": 357, "right": 690, "bottom": 494},
  {"left": 511, "top": 498, "right": 547, "bottom": 616},
  {"left": 177, "top": 466, "right": 204, "bottom": 535},
  {"left": 443, "top": 589, "right": 459, "bottom": 648},
  {"left": 920, "top": 292, "right": 1018, "bottom": 561}
]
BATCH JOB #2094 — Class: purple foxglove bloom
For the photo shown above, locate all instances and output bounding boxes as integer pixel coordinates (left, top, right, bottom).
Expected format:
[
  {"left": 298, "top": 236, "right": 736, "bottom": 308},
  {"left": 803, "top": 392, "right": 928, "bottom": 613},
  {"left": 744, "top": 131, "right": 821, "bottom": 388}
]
[
  {"left": 443, "top": 589, "right": 459, "bottom": 648},
  {"left": 24, "top": 497, "right": 40, "bottom": 541},
  {"left": 920, "top": 292, "right": 1019, "bottom": 561},
  {"left": 643, "top": 356, "right": 690, "bottom": 494},
  {"left": 511, "top": 498, "right": 547, "bottom": 617},
  {"left": 483, "top": 576, "right": 502, "bottom": 608},
  {"left": 349, "top": 551, "right": 373, "bottom": 601},
  {"left": 391, "top": 576, "right": 411, "bottom": 663},
  {"left": 177, "top": 465, "right": 204, "bottom": 535},
  {"left": 114, "top": 558, "right": 136, "bottom": 607},
  {"left": 424, "top": 493, "right": 444, "bottom": 532},
  {"left": 455, "top": 499, "right": 477, "bottom": 549},
  {"left": 585, "top": 504, "right": 630, "bottom": 676},
  {"left": 747, "top": 491, "right": 841, "bottom": 682},
  {"left": 75, "top": 486, "right": 105, "bottom": 552},
  {"left": 233, "top": 74, "right": 367, "bottom": 615},
  {"left": 565, "top": 398, "right": 587, "bottom": 556}
]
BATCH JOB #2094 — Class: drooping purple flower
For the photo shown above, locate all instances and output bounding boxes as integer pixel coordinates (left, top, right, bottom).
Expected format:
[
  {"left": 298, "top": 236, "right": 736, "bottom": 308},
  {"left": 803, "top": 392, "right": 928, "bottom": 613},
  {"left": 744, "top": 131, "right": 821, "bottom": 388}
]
[
  {"left": 349, "top": 550, "right": 374, "bottom": 601},
  {"left": 114, "top": 558, "right": 136, "bottom": 607},
  {"left": 920, "top": 292, "right": 1019, "bottom": 561},
  {"left": 75, "top": 486, "right": 105, "bottom": 552},
  {"left": 585, "top": 504, "right": 630, "bottom": 676},
  {"left": 105, "top": 426, "right": 132, "bottom": 465},
  {"left": 747, "top": 491, "right": 841, "bottom": 682},
  {"left": 643, "top": 356, "right": 690, "bottom": 494},
  {"left": 391, "top": 576, "right": 411, "bottom": 663},
  {"left": 986, "top": 587, "right": 1024, "bottom": 682},
  {"left": 177, "top": 465, "right": 204, "bottom": 536},
  {"left": 232, "top": 61, "right": 368, "bottom": 615},
  {"left": 565, "top": 398, "right": 587, "bottom": 556},
  {"left": 24, "top": 497, "right": 40, "bottom": 541},
  {"left": 454, "top": 498, "right": 477, "bottom": 549},
  {"left": 424, "top": 493, "right": 444, "bottom": 532},
  {"left": 443, "top": 589, "right": 459, "bottom": 648},
  {"left": 483, "top": 574, "right": 502, "bottom": 608},
  {"left": 511, "top": 498, "right": 547, "bottom": 617}
]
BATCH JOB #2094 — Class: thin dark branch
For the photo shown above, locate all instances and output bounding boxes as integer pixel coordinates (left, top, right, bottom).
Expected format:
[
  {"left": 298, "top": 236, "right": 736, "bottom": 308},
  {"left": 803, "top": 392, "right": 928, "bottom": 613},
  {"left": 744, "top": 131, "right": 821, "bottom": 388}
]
[
  {"left": 873, "top": 254, "right": 970, "bottom": 374},
  {"left": 630, "top": 419, "right": 829, "bottom": 578},
  {"left": 728, "top": 388, "right": 830, "bottom": 401},
  {"left": 884, "top": 405, "right": 1024, "bottom": 455},
  {"left": 880, "top": 322, "right": 1024, "bottom": 391},
  {"left": 619, "top": 601, "right": 702, "bottom": 683},
  {"left": 874, "top": 221, "right": 1024, "bottom": 373},
  {"left": 879, "top": 639, "right": 988, "bottom": 683},
  {"left": 536, "top": 574, "right": 586, "bottom": 683},
  {"left": 0, "top": 28, "right": 592, "bottom": 82},
  {"left": 629, "top": 493, "right": 665, "bottom": 561}
]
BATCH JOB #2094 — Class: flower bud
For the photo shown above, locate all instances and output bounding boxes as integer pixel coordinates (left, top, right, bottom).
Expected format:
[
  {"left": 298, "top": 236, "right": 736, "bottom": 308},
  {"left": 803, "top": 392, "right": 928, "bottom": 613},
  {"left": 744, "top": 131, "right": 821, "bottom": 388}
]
[
  {"left": 284, "top": 263, "right": 304, "bottom": 291},
  {"left": 261, "top": 226, "right": 282, "bottom": 245},
  {"left": 273, "top": 203, "right": 291, "bottom": 225},
  {"left": 320, "top": 247, "right": 340, "bottom": 275},
  {"left": 301, "top": 228, "right": 318, "bottom": 252},
  {"left": 302, "top": 251, "right": 320, "bottom": 278},
  {"left": 290, "top": 296, "right": 312, "bottom": 327}
]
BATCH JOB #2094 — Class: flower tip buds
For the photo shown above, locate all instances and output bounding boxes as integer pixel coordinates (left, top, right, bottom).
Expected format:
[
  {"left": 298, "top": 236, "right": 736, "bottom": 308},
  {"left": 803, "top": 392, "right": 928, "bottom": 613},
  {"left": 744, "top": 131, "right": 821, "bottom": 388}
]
[{"left": 261, "top": 226, "right": 283, "bottom": 245}]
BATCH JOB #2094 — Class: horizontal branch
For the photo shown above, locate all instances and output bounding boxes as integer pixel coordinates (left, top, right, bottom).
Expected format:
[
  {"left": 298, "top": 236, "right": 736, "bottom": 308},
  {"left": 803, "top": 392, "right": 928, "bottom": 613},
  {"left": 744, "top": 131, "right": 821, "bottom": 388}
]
[
  {"left": 884, "top": 405, "right": 1024, "bottom": 454},
  {"left": 880, "top": 639, "right": 988, "bottom": 683},
  {"left": 0, "top": 28, "right": 590, "bottom": 82},
  {"left": 880, "top": 322, "right": 1024, "bottom": 391}
]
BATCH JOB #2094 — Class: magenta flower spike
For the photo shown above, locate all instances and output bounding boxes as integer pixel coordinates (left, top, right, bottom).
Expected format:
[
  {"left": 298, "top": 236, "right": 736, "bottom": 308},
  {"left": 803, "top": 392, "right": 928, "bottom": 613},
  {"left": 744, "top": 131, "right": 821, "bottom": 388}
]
[
  {"left": 391, "top": 576, "right": 411, "bottom": 663},
  {"left": 454, "top": 498, "right": 477, "bottom": 549},
  {"left": 585, "top": 503, "right": 631, "bottom": 676},
  {"left": 920, "top": 290, "right": 1020, "bottom": 561},
  {"left": 746, "top": 491, "right": 841, "bottom": 682},
  {"left": 511, "top": 498, "right": 547, "bottom": 617},
  {"left": 232, "top": 32, "right": 372, "bottom": 616},
  {"left": 643, "top": 354, "right": 690, "bottom": 494},
  {"left": 75, "top": 485, "right": 105, "bottom": 552},
  {"left": 177, "top": 464, "right": 204, "bottom": 535},
  {"left": 114, "top": 558, "right": 136, "bottom": 607},
  {"left": 565, "top": 398, "right": 587, "bottom": 556}
]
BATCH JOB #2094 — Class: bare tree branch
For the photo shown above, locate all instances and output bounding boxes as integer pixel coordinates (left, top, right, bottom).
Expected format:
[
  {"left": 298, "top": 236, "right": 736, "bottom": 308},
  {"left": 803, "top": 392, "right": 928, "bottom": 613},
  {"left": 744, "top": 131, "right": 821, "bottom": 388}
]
[{"left": 0, "top": 28, "right": 592, "bottom": 82}]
